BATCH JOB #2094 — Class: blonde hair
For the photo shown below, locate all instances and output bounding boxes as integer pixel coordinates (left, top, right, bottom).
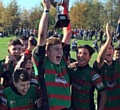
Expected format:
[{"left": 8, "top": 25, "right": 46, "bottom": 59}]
[{"left": 46, "top": 36, "right": 62, "bottom": 50}]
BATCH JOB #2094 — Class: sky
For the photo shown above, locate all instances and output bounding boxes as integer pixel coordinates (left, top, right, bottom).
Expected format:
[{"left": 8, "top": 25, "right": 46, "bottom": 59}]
[
  {"left": 3, "top": 0, "right": 106, "bottom": 10},
  {"left": 3, "top": 0, "right": 42, "bottom": 10},
  {"left": 3, "top": 0, "right": 73, "bottom": 10}
]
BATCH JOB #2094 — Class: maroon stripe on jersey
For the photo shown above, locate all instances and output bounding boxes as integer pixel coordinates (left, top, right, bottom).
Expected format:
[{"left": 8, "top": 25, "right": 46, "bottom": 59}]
[
  {"left": 0, "top": 104, "right": 8, "bottom": 109},
  {"left": 46, "top": 82, "right": 70, "bottom": 87},
  {"left": 103, "top": 73, "right": 120, "bottom": 81},
  {"left": 93, "top": 78, "right": 102, "bottom": 85},
  {"left": 105, "top": 106, "right": 120, "bottom": 110},
  {"left": 72, "top": 86, "right": 89, "bottom": 94},
  {"left": 107, "top": 95, "right": 120, "bottom": 101},
  {"left": 72, "top": 76, "right": 91, "bottom": 86},
  {"left": 45, "top": 69, "right": 67, "bottom": 76},
  {"left": 11, "top": 104, "right": 34, "bottom": 110},
  {"left": 50, "top": 105, "right": 67, "bottom": 110},
  {"left": 90, "top": 70, "right": 96, "bottom": 76},
  {"left": 72, "top": 107, "right": 90, "bottom": 110},
  {"left": 72, "top": 96, "right": 89, "bottom": 103},
  {"left": 48, "top": 94, "right": 71, "bottom": 100},
  {"left": 106, "top": 84, "right": 120, "bottom": 91}
]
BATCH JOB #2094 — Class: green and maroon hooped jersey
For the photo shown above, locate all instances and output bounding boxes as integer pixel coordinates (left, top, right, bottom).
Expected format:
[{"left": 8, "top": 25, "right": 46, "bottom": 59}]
[{"left": 94, "top": 60, "right": 120, "bottom": 110}]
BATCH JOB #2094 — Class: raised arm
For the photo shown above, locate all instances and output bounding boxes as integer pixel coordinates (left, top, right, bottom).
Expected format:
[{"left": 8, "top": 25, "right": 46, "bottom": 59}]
[
  {"left": 62, "top": 0, "right": 71, "bottom": 45},
  {"left": 97, "top": 23, "right": 112, "bottom": 68},
  {"left": 37, "top": 0, "right": 51, "bottom": 46}
]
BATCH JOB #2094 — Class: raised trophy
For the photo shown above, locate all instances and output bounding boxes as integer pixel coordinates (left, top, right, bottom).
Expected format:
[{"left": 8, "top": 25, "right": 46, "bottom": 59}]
[{"left": 51, "top": 0, "right": 70, "bottom": 28}]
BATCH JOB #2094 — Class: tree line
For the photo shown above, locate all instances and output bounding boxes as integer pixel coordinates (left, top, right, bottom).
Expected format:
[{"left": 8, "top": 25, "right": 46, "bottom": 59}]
[{"left": 0, "top": 0, "right": 120, "bottom": 34}]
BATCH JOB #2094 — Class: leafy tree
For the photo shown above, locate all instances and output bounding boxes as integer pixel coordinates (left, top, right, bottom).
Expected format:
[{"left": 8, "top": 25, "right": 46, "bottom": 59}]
[
  {"left": 29, "top": 5, "right": 43, "bottom": 30},
  {"left": 70, "top": 0, "right": 87, "bottom": 29},
  {"left": 5, "top": 0, "right": 20, "bottom": 34}
]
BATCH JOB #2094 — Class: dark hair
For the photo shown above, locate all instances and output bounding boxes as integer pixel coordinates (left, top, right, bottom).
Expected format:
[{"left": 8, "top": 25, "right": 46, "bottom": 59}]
[
  {"left": 8, "top": 38, "right": 22, "bottom": 46},
  {"left": 114, "top": 47, "right": 120, "bottom": 51},
  {"left": 100, "top": 40, "right": 114, "bottom": 48},
  {"left": 13, "top": 68, "right": 30, "bottom": 83},
  {"left": 76, "top": 44, "right": 95, "bottom": 56},
  {"left": 19, "top": 36, "right": 28, "bottom": 41}
]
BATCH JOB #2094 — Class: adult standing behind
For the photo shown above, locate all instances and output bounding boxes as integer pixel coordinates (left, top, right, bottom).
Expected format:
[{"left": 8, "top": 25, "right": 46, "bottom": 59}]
[
  {"left": 68, "top": 45, "right": 107, "bottom": 110},
  {"left": 32, "top": 0, "right": 71, "bottom": 110},
  {"left": 93, "top": 23, "right": 120, "bottom": 110}
]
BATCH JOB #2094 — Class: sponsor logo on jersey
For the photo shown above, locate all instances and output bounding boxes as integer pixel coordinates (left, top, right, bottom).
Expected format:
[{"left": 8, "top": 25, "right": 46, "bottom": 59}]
[
  {"left": 55, "top": 74, "right": 67, "bottom": 84},
  {"left": 107, "top": 80, "right": 116, "bottom": 87},
  {"left": 0, "top": 96, "right": 7, "bottom": 105},
  {"left": 31, "top": 78, "right": 38, "bottom": 84},
  {"left": 72, "top": 83, "right": 81, "bottom": 90},
  {"left": 10, "top": 100, "right": 16, "bottom": 106},
  {"left": 92, "top": 74, "right": 100, "bottom": 81},
  {"left": 28, "top": 98, "right": 33, "bottom": 104},
  {"left": 97, "top": 82, "right": 104, "bottom": 88}
]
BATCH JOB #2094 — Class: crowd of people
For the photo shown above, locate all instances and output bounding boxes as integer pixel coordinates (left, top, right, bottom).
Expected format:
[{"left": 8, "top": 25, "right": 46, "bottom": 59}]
[{"left": 0, "top": 0, "right": 120, "bottom": 110}]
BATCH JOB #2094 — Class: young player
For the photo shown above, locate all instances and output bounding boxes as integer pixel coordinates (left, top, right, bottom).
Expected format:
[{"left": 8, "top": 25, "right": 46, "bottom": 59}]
[
  {"left": 93, "top": 23, "right": 120, "bottom": 109},
  {"left": 68, "top": 45, "right": 107, "bottom": 110},
  {"left": 32, "top": 0, "right": 71, "bottom": 109},
  {"left": 0, "top": 68, "right": 41, "bottom": 110}
]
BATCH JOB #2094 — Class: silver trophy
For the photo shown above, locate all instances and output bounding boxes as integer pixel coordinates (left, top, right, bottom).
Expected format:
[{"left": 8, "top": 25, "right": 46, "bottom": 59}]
[{"left": 51, "top": 0, "right": 70, "bottom": 28}]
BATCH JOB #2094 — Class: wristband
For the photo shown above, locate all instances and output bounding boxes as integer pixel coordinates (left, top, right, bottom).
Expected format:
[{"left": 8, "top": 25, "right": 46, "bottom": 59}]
[
  {"left": 44, "top": 9, "right": 49, "bottom": 13},
  {"left": 24, "top": 49, "right": 32, "bottom": 55}
]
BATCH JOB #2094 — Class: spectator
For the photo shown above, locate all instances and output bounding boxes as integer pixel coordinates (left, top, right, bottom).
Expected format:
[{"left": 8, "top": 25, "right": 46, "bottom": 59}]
[
  {"left": 71, "top": 40, "right": 77, "bottom": 51},
  {"left": 93, "top": 39, "right": 99, "bottom": 53}
]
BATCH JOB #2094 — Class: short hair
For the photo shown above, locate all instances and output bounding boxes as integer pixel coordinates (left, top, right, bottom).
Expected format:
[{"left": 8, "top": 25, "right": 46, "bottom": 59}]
[
  {"left": 76, "top": 44, "right": 95, "bottom": 56},
  {"left": 8, "top": 38, "right": 22, "bottom": 47},
  {"left": 19, "top": 36, "right": 28, "bottom": 41},
  {"left": 46, "top": 36, "right": 62, "bottom": 50},
  {"left": 100, "top": 40, "right": 114, "bottom": 48},
  {"left": 13, "top": 68, "right": 30, "bottom": 83},
  {"left": 114, "top": 47, "right": 120, "bottom": 51}
]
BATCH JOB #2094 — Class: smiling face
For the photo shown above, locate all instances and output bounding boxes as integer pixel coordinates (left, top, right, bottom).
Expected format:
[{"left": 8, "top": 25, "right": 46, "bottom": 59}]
[
  {"left": 13, "top": 68, "right": 31, "bottom": 95},
  {"left": 14, "top": 80, "right": 30, "bottom": 95},
  {"left": 77, "top": 48, "right": 91, "bottom": 67},
  {"left": 8, "top": 45, "right": 22, "bottom": 59},
  {"left": 25, "top": 59, "right": 33, "bottom": 75},
  {"left": 20, "top": 40, "right": 28, "bottom": 53},
  {"left": 47, "top": 44, "right": 63, "bottom": 65},
  {"left": 114, "top": 49, "right": 120, "bottom": 60}
]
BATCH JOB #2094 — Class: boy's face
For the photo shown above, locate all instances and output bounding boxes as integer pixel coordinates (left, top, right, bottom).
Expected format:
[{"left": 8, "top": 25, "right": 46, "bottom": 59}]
[
  {"left": 8, "top": 45, "right": 22, "bottom": 57},
  {"left": 104, "top": 45, "right": 114, "bottom": 62},
  {"left": 20, "top": 40, "right": 28, "bottom": 53},
  {"left": 114, "top": 50, "right": 120, "bottom": 60},
  {"left": 47, "top": 44, "right": 63, "bottom": 65},
  {"left": 77, "top": 48, "right": 91, "bottom": 67},
  {"left": 14, "top": 80, "right": 30, "bottom": 95},
  {"left": 25, "top": 60, "right": 33, "bottom": 75}
]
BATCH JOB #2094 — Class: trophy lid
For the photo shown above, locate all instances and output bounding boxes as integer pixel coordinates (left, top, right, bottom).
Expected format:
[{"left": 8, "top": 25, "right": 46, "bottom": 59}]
[{"left": 50, "top": 0, "right": 63, "bottom": 7}]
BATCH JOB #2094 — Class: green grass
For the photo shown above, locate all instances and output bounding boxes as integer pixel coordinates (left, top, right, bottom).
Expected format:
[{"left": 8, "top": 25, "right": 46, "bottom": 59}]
[
  {"left": 0, "top": 37, "right": 98, "bottom": 66},
  {"left": 0, "top": 36, "right": 16, "bottom": 60},
  {"left": 0, "top": 36, "right": 118, "bottom": 67}
]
